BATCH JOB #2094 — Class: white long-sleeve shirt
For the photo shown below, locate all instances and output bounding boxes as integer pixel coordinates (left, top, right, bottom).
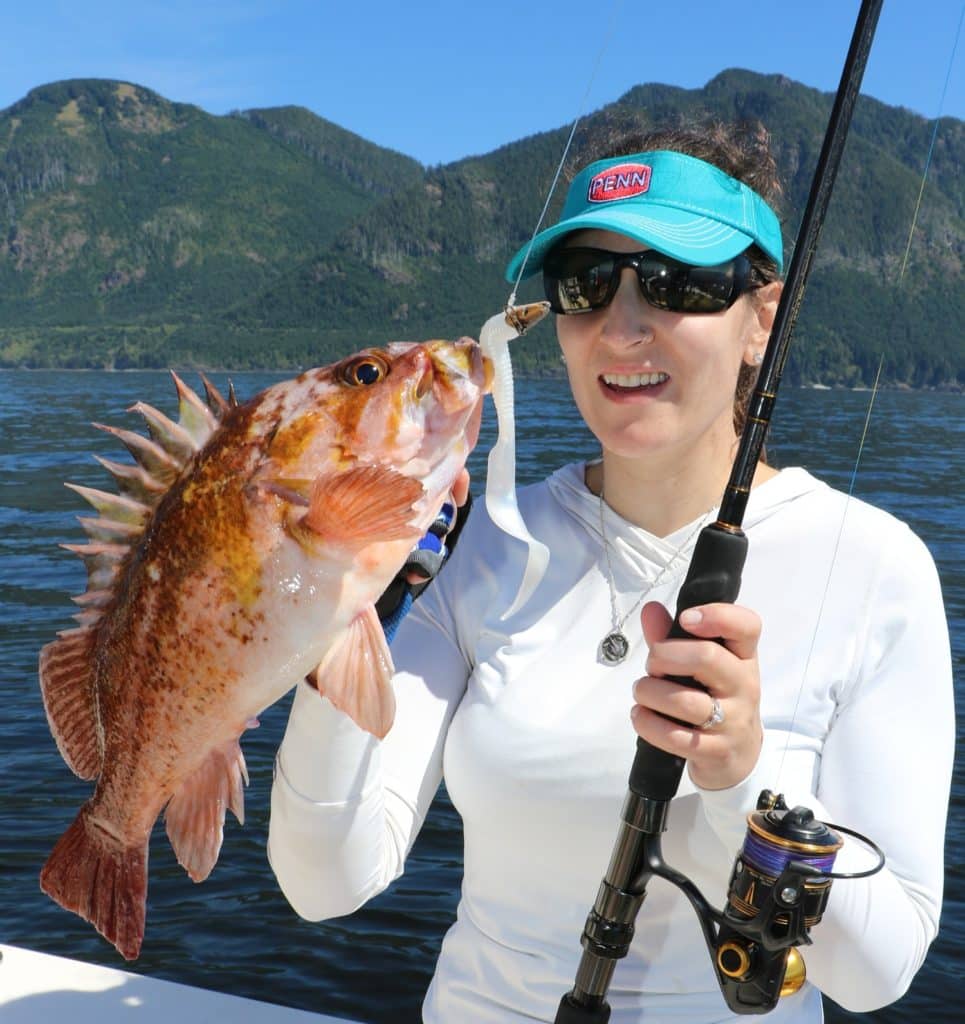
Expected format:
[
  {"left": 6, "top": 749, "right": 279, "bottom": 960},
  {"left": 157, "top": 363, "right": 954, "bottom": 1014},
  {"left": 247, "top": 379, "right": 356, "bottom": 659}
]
[{"left": 268, "top": 465, "right": 954, "bottom": 1023}]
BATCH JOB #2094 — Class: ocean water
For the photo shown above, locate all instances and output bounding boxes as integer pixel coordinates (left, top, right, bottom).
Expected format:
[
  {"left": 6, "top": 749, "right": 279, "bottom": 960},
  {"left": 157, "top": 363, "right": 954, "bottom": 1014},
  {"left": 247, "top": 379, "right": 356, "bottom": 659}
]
[{"left": 0, "top": 370, "right": 961, "bottom": 1022}]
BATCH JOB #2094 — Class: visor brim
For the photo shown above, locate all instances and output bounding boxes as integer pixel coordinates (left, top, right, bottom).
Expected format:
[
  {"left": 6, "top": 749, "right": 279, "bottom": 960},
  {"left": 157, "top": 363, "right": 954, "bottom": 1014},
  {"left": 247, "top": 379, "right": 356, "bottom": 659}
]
[{"left": 506, "top": 206, "right": 758, "bottom": 283}]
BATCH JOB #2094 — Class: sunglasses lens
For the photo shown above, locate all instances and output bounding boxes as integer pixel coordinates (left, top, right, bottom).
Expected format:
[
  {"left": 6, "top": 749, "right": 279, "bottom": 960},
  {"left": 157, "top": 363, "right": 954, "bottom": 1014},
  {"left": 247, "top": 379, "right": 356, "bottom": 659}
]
[
  {"left": 544, "top": 248, "right": 750, "bottom": 315},
  {"left": 543, "top": 249, "right": 617, "bottom": 313},
  {"left": 640, "top": 255, "right": 742, "bottom": 314}
]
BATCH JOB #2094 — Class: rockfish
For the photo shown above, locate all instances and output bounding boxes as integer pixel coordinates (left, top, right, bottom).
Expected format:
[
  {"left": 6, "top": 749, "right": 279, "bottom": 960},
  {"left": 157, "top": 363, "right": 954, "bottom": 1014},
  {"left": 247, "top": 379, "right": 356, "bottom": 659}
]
[{"left": 38, "top": 319, "right": 540, "bottom": 962}]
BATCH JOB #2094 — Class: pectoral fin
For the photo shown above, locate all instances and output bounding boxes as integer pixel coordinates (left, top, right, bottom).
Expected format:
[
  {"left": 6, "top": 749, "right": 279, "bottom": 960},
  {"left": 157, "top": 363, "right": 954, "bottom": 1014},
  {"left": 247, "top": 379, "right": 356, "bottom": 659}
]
[
  {"left": 313, "top": 604, "right": 396, "bottom": 739},
  {"left": 301, "top": 465, "right": 425, "bottom": 544}
]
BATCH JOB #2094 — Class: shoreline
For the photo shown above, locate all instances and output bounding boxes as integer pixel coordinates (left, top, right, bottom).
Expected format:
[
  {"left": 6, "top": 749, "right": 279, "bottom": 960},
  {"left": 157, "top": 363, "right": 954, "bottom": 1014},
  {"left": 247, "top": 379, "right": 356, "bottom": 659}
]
[{"left": 1, "top": 365, "right": 961, "bottom": 393}]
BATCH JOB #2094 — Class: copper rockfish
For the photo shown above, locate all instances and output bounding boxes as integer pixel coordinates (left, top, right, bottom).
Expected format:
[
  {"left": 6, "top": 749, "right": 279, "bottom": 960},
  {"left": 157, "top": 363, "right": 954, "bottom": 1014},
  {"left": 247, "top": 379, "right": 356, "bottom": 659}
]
[{"left": 39, "top": 338, "right": 491, "bottom": 961}]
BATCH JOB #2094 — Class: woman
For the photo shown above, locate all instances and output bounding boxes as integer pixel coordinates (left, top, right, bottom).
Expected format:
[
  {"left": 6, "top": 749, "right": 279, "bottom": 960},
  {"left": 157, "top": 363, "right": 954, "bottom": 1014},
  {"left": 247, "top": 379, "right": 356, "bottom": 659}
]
[{"left": 267, "top": 124, "right": 953, "bottom": 1022}]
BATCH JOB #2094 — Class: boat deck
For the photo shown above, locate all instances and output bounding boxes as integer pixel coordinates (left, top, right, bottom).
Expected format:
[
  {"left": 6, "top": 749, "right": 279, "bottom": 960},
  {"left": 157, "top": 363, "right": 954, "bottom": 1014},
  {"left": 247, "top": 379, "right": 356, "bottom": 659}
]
[{"left": 0, "top": 944, "right": 360, "bottom": 1023}]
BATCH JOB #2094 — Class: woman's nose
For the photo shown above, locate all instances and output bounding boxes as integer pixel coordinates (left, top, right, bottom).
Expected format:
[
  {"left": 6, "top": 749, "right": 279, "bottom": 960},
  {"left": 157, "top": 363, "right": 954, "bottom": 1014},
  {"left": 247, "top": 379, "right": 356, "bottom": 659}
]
[{"left": 600, "top": 268, "right": 655, "bottom": 345}]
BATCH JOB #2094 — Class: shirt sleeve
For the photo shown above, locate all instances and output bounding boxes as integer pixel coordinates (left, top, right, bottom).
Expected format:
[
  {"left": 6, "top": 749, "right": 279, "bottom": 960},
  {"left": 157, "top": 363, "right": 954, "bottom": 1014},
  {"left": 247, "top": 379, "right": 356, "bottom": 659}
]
[
  {"left": 267, "top": 538, "right": 475, "bottom": 922},
  {"left": 800, "top": 527, "right": 954, "bottom": 1011}
]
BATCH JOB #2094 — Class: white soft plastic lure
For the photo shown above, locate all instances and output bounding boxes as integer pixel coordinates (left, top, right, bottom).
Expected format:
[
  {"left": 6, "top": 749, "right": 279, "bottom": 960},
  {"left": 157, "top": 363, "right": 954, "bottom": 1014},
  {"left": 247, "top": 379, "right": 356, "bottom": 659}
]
[{"left": 479, "top": 302, "right": 551, "bottom": 618}]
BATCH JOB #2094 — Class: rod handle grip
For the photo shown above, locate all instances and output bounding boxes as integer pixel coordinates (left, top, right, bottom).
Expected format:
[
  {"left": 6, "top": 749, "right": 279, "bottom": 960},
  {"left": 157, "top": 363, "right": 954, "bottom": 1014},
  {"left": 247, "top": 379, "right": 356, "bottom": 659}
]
[{"left": 629, "top": 523, "right": 749, "bottom": 801}]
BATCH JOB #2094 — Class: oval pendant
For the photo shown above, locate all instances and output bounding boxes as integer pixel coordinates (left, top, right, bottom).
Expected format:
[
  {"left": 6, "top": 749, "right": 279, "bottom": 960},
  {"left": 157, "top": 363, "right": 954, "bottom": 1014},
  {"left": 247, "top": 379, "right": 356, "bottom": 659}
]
[{"left": 599, "top": 631, "right": 630, "bottom": 666}]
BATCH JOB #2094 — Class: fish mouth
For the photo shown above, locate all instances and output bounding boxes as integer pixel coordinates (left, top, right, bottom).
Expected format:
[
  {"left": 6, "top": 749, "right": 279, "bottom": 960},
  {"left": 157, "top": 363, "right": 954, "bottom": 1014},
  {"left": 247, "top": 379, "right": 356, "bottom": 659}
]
[
  {"left": 415, "top": 345, "right": 489, "bottom": 399},
  {"left": 426, "top": 338, "right": 491, "bottom": 402},
  {"left": 425, "top": 303, "right": 549, "bottom": 397},
  {"left": 399, "top": 341, "right": 488, "bottom": 502}
]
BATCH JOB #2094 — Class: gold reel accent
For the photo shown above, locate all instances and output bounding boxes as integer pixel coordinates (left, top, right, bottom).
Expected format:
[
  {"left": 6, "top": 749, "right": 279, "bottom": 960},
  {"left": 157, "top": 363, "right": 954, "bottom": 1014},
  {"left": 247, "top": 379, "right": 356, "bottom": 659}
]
[
  {"left": 780, "top": 948, "right": 807, "bottom": 996},
  {"left": 717, "top": 941, "right": 752, "bottom": 980},
  {"left": 717, "top": 942, "right": 807, "bottom": 998}
]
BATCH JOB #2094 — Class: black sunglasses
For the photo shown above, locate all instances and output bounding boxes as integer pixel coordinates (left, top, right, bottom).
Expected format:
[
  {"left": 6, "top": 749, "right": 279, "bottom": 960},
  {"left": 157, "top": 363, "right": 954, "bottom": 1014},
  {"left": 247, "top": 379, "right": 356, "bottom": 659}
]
[{"left": 542, "top": 246, "right": 759, "bottom": 316}]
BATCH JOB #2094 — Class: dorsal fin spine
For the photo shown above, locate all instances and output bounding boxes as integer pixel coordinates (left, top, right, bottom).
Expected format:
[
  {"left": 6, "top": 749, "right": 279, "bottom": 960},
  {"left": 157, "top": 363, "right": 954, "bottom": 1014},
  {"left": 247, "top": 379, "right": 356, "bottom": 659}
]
[
  {"left": 93, "top": 456, "right": 168, "bottom": 503},
  {"left": 78, "top": 516, "right": 142, "bottom": 544},
  {"left": 66, "top": 483, "right": 150, "bottom": 524},
  {"left": 64, "top": 374, "right": 229, "bottom": 630},
  {"left": 93, "top": 423, "right": 180, "bottom": 485},
  {"left": 171, "top": 371, "right": 220, "bottom": 446},
  {"left": 62, "top": 541, "right": 127, "bottom": 591},
  {"left": 72, "top": 608, "right": 105, "bottom": 629},
  {"left": 71, "top": 589, "right": 113, "bottom": 608},
  {"left": 199, "top": 373, "right": 231, "bottom": 417},
  {"left": 129, "top": 401, "right": 198, "bottom": 464}
]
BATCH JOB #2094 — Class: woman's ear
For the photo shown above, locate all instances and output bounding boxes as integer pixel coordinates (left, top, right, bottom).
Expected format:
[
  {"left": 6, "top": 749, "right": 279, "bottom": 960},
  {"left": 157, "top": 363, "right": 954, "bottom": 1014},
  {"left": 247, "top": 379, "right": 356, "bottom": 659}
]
[{"left": 743, "top": 280, "right": 782, "bottom": 365}]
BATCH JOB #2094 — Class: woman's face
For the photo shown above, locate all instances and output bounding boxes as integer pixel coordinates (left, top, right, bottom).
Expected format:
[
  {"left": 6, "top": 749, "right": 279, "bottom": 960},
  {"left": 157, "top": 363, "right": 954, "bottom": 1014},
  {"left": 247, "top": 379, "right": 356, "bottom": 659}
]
[{"left": 556, "top": 229, "right": 778, "bottom": 470}]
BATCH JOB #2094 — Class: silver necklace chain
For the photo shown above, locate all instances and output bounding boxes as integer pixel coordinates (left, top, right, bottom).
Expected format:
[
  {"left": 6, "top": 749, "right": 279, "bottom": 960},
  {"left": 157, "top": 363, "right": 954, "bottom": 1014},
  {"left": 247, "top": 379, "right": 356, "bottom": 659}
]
[{"left": 597, "top": 488, "right": 715, "bottom": 666}]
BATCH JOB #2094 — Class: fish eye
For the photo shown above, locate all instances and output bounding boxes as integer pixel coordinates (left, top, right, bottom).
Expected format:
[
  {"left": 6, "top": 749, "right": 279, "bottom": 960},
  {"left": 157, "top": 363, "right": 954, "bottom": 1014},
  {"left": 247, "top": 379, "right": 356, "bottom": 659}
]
[{"left": 339, "top": 354, "right": 389, "bottom": 387}]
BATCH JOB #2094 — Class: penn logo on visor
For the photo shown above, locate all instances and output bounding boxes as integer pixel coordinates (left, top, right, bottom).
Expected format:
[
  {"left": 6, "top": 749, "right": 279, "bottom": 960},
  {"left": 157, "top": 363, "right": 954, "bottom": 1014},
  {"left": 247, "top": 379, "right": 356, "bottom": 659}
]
[{"left": 587, "top": 163, "right": 652, "bottom": 203}]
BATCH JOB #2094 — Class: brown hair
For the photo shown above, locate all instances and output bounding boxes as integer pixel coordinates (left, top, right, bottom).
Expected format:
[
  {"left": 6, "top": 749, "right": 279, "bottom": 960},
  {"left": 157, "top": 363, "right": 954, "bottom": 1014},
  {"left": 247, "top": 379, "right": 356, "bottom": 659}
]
[{"left": 572, "top": 120, "right": 785, "bottom": 437}]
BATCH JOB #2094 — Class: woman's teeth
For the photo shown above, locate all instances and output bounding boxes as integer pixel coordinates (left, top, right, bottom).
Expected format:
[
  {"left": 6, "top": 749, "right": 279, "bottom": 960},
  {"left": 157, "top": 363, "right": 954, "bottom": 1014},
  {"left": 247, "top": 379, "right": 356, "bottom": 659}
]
[{"left": 602, "top": 372, "right": 669, "bottom": 388}]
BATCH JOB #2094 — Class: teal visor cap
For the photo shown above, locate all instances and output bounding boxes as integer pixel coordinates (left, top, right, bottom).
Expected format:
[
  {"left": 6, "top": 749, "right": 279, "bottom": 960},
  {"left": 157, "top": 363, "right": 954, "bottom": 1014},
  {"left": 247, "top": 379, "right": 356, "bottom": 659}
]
[{"left": 505, "top": 150, "right": 784, "bottom": 281}]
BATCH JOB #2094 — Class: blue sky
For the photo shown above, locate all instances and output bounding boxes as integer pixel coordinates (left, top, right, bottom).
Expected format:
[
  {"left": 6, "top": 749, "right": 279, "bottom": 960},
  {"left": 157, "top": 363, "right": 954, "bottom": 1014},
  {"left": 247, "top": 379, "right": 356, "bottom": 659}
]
[{"left": 2, "top": 1, "right": 962, "bottom": 166}]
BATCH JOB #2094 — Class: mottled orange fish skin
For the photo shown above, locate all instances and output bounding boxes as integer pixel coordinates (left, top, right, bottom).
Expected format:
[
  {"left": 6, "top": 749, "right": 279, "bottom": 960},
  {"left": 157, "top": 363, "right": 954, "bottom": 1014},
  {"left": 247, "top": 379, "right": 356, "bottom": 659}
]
[
  {"left": 66, "top": 337, "right": 489, "bottom": 846},
  {"left": 89, "top": 401, "right": 271, "bottom": 837},
  {"left": 260, "top": 345, "right": 432, "bottom": 472}
]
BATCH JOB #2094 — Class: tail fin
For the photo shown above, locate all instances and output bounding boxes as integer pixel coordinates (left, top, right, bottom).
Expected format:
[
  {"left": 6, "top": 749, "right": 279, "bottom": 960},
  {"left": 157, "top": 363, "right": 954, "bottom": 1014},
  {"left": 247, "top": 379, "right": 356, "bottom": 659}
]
[{"left": 40, "top": 808, "right": 148, "bottom": 961}]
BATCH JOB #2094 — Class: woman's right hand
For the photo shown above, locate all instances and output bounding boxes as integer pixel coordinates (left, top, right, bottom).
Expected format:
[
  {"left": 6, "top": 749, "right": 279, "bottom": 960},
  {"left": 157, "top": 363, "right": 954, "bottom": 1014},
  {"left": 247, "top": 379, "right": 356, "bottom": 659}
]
[{"left": 631, "top": 599, "right": 764, "bottom": 792}]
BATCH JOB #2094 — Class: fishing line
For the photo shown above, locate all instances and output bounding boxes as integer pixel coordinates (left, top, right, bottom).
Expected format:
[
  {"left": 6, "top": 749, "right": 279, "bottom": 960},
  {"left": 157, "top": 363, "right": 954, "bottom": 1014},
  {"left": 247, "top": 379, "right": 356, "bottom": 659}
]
[
  {"left": 507, "top": 0, "right": 624, "bottom": 305},
  {"left": 898, "top": 1, "right": 962, "bottom": 282},
  {"left": 775, "top": 4, "right": 963, "bottom": 786},
  {"left": 484, "top": 0, "right": 623, "bottom": 614}
]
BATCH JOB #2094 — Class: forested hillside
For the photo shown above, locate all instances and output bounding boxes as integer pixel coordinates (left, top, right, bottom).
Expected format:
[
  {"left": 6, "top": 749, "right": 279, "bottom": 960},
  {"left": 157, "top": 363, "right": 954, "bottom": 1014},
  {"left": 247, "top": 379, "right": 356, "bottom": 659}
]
[{"left": 1, "top": 73, "right": 961, "bottom": 387}]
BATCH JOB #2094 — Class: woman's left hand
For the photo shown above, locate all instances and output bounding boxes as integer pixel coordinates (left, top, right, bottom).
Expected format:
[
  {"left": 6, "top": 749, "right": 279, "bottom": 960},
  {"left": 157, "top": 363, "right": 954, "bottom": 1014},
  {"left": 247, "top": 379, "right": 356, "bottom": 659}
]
[{"left": 632, "top": 600, "right": 764, "bottom": 791}]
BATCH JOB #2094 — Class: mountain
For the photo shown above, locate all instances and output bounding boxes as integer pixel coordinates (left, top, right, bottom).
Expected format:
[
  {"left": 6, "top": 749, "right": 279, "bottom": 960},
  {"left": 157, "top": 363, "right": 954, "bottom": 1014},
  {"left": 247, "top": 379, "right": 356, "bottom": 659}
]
[
  {"left": 0, "top": 79, "right": 422, "bottom": 366},
  {"left": 1, "top": 72, "right": 962, "bottom": 387}
]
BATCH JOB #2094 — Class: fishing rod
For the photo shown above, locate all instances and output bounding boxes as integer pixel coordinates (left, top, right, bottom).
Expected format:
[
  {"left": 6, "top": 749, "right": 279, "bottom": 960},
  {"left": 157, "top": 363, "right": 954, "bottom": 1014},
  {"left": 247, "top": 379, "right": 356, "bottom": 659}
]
[{"left": 555, "top": 1, "right": 886, "bottom": 1020}]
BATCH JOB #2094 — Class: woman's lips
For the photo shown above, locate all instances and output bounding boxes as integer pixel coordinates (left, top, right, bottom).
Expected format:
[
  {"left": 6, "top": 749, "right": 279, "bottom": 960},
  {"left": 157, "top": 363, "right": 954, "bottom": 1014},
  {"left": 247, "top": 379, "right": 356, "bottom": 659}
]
[{"left": 599, "top": 370, "right": 670, "bottom": 396}]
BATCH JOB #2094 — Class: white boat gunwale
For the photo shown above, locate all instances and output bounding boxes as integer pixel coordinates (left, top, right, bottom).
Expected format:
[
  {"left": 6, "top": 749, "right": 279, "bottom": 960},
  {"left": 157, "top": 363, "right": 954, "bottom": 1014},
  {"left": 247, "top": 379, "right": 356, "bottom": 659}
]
[{"left": 0, "top": 943, "right": 361, "bottom": 1023}]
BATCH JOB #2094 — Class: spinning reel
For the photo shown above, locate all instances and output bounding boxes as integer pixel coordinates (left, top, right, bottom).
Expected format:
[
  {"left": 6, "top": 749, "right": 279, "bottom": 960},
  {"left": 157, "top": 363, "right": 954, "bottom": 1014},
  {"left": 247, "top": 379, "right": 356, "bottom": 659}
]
[
  {"left": 555, "top": 786, "right": 884, "bottom": 1022},
  {"left": 711, "top": 790, "right": 883, "bottom": 1014}
]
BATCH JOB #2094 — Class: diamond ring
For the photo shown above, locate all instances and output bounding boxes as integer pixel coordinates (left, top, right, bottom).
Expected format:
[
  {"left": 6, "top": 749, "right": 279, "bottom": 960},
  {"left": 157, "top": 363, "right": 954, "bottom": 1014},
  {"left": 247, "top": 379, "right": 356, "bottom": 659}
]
[{"left": 697, "top": 697, "right": 725, "bottom": 731}]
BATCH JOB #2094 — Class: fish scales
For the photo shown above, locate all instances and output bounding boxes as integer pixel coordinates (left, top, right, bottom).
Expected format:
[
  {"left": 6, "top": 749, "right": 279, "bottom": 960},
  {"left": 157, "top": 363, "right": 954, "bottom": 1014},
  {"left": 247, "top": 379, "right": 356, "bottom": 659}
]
[{"left": 38, "top": 338, "right": 492, "bottom": 961}]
